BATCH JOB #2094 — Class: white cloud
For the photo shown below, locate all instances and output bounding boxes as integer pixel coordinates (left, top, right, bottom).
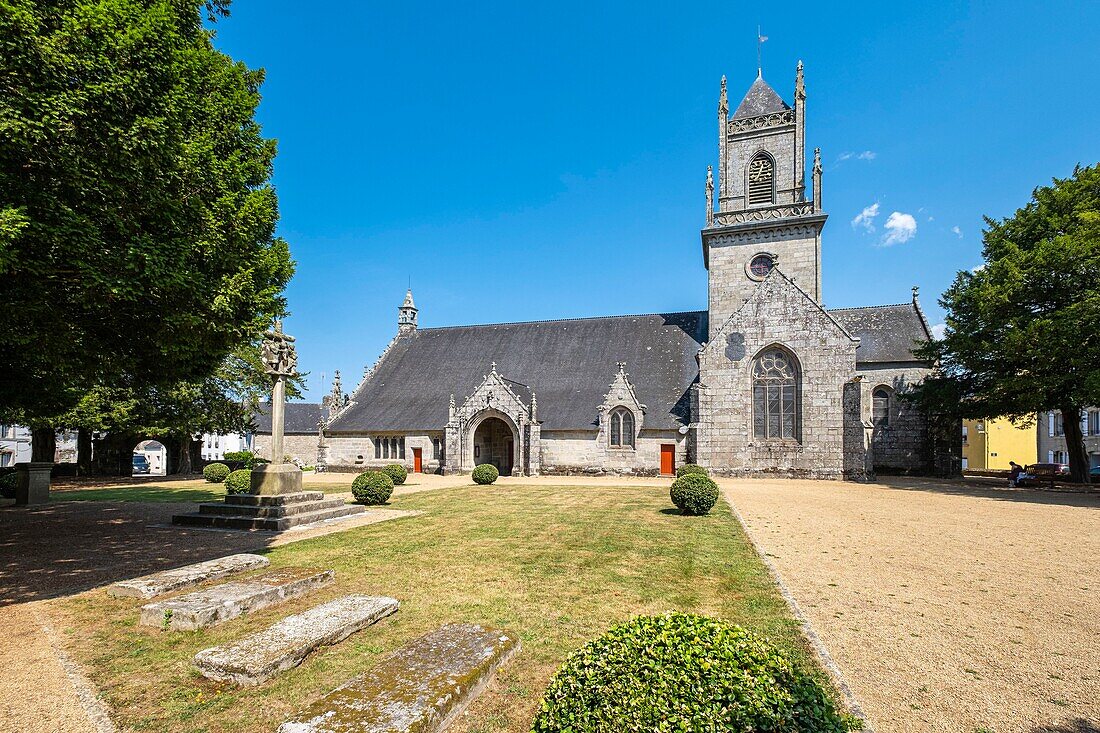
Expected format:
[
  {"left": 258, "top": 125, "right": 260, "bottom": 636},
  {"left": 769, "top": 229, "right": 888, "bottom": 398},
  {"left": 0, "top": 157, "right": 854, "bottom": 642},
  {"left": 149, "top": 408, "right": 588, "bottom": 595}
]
[
  {"left": 837, "top": 152, "right": 853, "bottom": 162},
  {"left": 971, "top": 263, "right": 985, "bottom": 273},
  {"left": 836, "top": 150, "right": 876, "bottom": 163},
  {"left": 931, "top": 323, "right": 947, "bottom": 340},
  {"left": 881, "top": 211, "right": 917, "bottom": 246},
  {"left": 857, "top": 150, "right": 877, "bottom": 160},
  {"left": 951, "top": 225, "right": 962, "bottom": 238},
  {"left": 851, "top": 202, "right": 880, "bottom": 232}
]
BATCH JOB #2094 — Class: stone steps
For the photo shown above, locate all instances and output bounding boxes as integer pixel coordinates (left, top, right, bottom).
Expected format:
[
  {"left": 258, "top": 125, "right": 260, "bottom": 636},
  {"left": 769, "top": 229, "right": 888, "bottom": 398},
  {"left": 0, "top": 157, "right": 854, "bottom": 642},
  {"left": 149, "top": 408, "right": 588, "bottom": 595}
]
[
  {"left": 107, "top": 554, "right": 270, "bottom": 599},
  {"left": 224, "top": 491, "right": 326, "bottom": 506},
  {"left": 173, "top": 500, "right": 364, "bottom": 531},
  {"left": 140, "top": 568, "right": 334, "bottom": 631},
  {"left": 194, "top": 595, "right": 400, "bottom": 685},
  {"left": 197, "top": 496, "right": 350, "bottom": 519},
  {"left": 278, "top": 623, "right": 520, "bottom": 733}
]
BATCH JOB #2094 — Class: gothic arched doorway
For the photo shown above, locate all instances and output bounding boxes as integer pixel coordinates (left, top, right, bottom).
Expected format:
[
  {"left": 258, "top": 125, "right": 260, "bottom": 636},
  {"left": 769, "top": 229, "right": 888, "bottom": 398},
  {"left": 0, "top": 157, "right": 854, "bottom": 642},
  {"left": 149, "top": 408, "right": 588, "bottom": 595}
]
[{"left": 472, "top": 416, "right": 515, "bottom": 476}]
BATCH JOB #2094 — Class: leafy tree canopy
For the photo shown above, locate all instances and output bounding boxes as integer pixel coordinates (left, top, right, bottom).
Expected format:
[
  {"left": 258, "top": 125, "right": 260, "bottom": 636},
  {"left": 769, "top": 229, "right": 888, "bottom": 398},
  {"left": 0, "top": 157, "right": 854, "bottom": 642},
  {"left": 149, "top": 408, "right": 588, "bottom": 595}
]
[
  {"left": 913, "top": 163, "right": 1100, "bottom": 482},
  {"left": 0, "top": 0, "right": 293, "bottom": 418}
]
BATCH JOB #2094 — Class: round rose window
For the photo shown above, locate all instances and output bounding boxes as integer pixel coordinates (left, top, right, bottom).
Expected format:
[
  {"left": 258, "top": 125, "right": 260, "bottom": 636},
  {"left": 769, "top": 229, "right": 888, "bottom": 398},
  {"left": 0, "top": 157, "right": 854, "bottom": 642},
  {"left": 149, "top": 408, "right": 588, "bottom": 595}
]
[{"left": 749, "top": 254, "right": 774, "bottom": 278}]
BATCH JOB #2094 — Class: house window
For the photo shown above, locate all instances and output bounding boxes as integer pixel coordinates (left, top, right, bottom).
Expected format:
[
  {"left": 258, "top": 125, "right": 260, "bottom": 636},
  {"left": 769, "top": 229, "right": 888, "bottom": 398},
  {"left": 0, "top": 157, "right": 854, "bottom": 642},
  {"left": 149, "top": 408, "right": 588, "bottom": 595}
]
[
  {"left": 752, "top": 348, "right": 799, "bottom": 440},
  {"left": 872, "top": 388, "right": 891, "bottom": 427},
  {"left": 961, "top": 425, "right": 969, "bottom": 445},
  {"left": 609, "top": 408, "right": 635, "bottom": 448},
  {"left": 747, "top": 152, "right": 775, "bottom": 206},
  {"left": 399, "top": 437, "right": 405, "bottom": 459}
]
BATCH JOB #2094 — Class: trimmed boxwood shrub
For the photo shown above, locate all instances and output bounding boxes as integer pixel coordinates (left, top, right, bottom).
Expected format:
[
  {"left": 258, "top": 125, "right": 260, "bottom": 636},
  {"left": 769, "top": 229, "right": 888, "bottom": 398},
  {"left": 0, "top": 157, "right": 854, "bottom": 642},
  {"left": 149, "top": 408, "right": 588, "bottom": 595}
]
[
  {"left": 224, "top": 469, "right": 252, "bottom": 495},
  {"left": 675, "top": 463, "right": 708, "bottom": 478},
  {"left": 382, "top": 463, "right": 408, "bottom": 486},
  {"left": 669, "top": 472, "right": 720, "bottom": 515},
  {"left": 532, "top": 612, "right": 858, "bottom": 732},
  {"left": 0, "top": 470, "right": 17, "bottom": 499},
  {"left": 352, "top": 471, "right": 394, "bottom": 505},
  {"left": 472, "top": 463, "right": 499, "bottom": 485},
  {"left": 202, "top": 463, "right": 230, "bottom": 483}
]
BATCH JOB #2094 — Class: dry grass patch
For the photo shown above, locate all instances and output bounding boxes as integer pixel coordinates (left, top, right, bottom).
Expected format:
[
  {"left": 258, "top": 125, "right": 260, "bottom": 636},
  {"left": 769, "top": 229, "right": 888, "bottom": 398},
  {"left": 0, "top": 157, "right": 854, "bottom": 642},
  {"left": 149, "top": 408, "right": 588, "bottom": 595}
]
[{"left": 51, "top": 483, "right": 822, "bottom": 732}]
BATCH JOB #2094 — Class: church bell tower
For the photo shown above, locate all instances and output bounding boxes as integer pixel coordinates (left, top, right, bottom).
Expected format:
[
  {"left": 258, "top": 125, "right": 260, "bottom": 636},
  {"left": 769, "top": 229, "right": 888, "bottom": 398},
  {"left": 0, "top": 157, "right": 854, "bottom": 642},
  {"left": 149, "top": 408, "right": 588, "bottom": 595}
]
[
  {"left": 702, "top": 62, "right": 827, "bottom": 340},
  {"left": 397, "top": 289, "right": 418, "bottom": 334}
]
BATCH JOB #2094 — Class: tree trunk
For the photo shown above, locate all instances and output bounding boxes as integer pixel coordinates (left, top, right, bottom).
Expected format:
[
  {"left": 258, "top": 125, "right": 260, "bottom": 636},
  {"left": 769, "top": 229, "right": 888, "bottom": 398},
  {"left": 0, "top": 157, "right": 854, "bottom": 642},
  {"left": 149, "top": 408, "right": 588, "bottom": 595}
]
[
  {"left": 31, "top": 427, "right": 56, "bottom": 463},
  {"left": 1059, "top": 404, "right": 1090, "bottom": 484},
  {"left": 176, "top": 436, "right": 193, "bottom": 475},
  {"left": 77, "top": 428, "right": 93, "bottom": 475}
]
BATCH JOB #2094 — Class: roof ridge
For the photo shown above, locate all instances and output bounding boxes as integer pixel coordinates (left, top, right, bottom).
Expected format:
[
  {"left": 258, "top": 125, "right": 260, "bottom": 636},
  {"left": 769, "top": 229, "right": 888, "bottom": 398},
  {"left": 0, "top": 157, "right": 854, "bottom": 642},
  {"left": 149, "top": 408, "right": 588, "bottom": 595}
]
[
  {"left": 417, "top": 310, "right": 706, "bottom": 331},
  {"left": 827, "top": 303, "right": 912, "bottom": 312}
]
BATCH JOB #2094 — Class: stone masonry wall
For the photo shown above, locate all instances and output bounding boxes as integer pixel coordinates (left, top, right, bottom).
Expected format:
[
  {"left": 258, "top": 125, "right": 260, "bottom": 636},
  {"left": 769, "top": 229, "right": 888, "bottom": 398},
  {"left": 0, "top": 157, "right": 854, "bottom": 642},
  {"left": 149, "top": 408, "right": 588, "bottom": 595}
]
[
  {"left": 720, "top": 125, "right": 798, "bottom": 209},
  {"left": 539, "top": 430, "right": 686, "bottom": 476},
  {"left": 696, "top": 273, "right": 858, "bottom": 478},
  {"left": 252, "top": 434, "right": 321, "bottom": 466},
  {"left": 324, "top": 432, "right": 444, "bottom": 474},
  {"left": 857, "top": 363, "right": 932, "bottom": 472}
]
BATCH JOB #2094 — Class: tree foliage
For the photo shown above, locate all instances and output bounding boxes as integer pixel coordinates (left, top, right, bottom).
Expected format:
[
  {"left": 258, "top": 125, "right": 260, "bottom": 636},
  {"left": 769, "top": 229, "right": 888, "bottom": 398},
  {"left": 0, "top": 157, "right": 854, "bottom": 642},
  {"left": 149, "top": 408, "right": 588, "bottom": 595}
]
[
  {"left": 912, "top": 164, "right": 1100, "bottom": 482},
  {"left": 0, "top": 0, "right": 293, "bottom": 418}
]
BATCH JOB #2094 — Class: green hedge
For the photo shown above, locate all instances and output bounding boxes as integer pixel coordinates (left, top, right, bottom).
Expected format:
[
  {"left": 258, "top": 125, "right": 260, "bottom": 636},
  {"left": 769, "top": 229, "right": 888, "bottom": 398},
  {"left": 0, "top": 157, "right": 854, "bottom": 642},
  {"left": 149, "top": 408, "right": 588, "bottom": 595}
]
[
  {"left": 532, "top": 612, "right": 858, "bottom": 732},
  {"left": 675, "top": 463, "right": 708, "bottom": 478},
  {"left": 669, "top": 472, "right": 720, "bottom": 515},
  {"left": 352, "top": 471, "right": 394, "bottom": 505},
  {"left": 224, "top": 469, "right": 252, "bottom": 495},
  {"left": 382, "top": 463, "right": 408, "bottom": 486},
  {"left": 0, "top": 470, "right": 17, "bottom": 498},
  {"left": 202, "top": 463, "right": 230, "bottom": 483},
  {"left": 472, "top": 463, "right": 498, "bottom": 485}
]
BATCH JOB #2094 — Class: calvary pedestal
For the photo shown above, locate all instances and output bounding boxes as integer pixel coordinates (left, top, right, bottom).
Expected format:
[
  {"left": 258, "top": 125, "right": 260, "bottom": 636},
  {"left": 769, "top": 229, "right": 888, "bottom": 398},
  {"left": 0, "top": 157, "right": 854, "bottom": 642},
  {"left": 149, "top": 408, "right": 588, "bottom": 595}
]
[{"left": 172, "top": 322, "right": 363, "bottom": 531}]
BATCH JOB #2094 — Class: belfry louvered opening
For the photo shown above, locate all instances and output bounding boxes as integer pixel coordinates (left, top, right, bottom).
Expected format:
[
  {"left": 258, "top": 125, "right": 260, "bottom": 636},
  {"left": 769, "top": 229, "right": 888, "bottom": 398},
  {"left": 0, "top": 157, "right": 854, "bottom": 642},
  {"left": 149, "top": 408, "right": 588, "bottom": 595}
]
[{"left": 747, "top": 153, "right": 775, "bottom": 206}]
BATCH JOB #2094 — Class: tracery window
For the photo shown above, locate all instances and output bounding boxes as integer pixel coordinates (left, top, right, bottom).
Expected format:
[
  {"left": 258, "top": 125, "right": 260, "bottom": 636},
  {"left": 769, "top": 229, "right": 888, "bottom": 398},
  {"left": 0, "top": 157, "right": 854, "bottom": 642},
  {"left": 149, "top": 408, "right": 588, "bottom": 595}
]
[
  {"left": 872, "top": 388, "right": 891, "bottom": 427},
  {"left": 752, "top": 348, "right": 799, "bottom": 440},
  {"left": 749, "top": 253, "right": 774, "bottom": 279},
  {"left": 747, "top": 152, "right": 775, "bottom": 206},
  {"left": 609, "top": 407, "right": 635, "bottom": 448}
]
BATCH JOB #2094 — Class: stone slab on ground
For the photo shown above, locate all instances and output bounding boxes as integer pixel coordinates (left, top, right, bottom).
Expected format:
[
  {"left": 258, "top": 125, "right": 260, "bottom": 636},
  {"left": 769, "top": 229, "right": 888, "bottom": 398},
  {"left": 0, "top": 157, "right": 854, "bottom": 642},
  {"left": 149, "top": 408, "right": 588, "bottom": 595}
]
[
  {"left": 106, "top": 553, "right": 270, "bottom": 599},
  {"left": 278, "top": 623, "right": 520, "bottom": 733},
  {"left": 139, "top": 568, "right": 334, "bottom": 631},
  {"left": 194, "top": 595, "right": 400, "bottom": 685}
]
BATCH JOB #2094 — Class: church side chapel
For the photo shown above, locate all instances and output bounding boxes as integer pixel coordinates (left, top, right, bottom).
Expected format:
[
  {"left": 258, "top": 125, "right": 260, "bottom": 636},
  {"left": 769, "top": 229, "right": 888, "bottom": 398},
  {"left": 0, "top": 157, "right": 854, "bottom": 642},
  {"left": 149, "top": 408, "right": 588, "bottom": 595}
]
[{"left": 321, "top": 62, "right": 934, "bottom": 479}]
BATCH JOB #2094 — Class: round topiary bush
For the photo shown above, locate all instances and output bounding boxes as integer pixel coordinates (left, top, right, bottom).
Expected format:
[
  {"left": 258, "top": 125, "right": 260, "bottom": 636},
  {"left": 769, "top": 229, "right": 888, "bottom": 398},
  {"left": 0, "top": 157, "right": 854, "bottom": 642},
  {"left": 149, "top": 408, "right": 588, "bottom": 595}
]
[
  {"left": 224, "top": 469, "right": 252, "bottom": 495},
  {"left": 532, "top": 612, "right": 857, "bottom": 732},
  {"left": 669, "top": 472, "right": 720, "bottom": 515},
  {"left": 202, "top": 462, "right": 230, "bottom": 483},
  {"left": 382, "top": 463, "right": 408, "bottom": 486},
  {"left": 675, "top": 463, "right": 708, "bottom": 478},
  {"left": 0, "top": 471, "right": 17, "bottom": 499},
  {"left": 351, "top": 471, "right": 394, "bottom": 505},
  {"left": 472, "top": 463, "right": 499, "bottom": 485}
]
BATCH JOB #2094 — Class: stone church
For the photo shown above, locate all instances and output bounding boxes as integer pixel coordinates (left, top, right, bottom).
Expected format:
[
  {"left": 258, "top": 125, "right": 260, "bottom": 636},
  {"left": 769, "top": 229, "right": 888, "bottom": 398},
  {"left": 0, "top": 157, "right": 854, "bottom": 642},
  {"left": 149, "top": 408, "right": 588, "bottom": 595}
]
[{"left": 321, "top": 64, "right": 934, "bottom": 479}]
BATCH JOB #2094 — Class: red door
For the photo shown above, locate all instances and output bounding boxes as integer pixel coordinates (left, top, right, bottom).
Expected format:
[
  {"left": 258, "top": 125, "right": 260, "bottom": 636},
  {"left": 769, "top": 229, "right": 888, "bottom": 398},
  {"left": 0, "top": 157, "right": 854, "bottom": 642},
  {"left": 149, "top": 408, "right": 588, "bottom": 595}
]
[
  {"left": 660, "top": 445, "right": 675, "bottom": 476},
  {"left": 412, "top": 448, "right": 422, "bottom": 473}
]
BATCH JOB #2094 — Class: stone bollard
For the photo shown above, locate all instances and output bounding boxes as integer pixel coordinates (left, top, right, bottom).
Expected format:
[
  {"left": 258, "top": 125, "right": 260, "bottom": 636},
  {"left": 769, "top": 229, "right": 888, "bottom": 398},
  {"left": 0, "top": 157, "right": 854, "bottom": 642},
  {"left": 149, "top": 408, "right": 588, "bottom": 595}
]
[{"left": 15, "top": 462, "right": 53, "bottom": 505}]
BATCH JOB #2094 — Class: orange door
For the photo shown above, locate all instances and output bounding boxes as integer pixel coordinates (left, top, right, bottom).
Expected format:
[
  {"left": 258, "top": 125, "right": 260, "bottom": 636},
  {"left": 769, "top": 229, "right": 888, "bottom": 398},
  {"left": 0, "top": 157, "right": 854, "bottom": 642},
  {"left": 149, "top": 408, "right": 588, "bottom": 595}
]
[
  {"left": 660, "top": 444, "right": 675, "bottom": 476},
  {"left": 412, "top": 448, "right": 422, "bottom": 473}
]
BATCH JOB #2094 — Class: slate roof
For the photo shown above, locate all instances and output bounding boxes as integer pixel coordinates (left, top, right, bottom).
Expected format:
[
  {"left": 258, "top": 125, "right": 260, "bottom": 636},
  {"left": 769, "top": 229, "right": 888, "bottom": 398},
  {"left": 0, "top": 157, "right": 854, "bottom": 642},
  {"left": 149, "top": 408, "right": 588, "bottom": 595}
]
[
  {"left": 733, "top": 76, "right": 791, "bottom": 119},
  {"left": 830, "top": 303, "right": 932, "bottom": 363},
  {"left": 329, "top": 313, "right": 708, "bottom": 433},
  {"left": 252, "top": 402, "right": 323, "bottom": 435},
  {"left": 329, "top": 301, "right": 930, "bottom": 434}
]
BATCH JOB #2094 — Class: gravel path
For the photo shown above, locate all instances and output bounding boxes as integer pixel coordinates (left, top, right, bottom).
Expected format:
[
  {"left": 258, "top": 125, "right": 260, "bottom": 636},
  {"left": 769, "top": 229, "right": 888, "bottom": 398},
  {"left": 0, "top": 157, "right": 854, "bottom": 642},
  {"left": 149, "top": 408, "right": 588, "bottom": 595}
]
[{"left": 723, "top": 477, "right": 1100, "bottom": 733}]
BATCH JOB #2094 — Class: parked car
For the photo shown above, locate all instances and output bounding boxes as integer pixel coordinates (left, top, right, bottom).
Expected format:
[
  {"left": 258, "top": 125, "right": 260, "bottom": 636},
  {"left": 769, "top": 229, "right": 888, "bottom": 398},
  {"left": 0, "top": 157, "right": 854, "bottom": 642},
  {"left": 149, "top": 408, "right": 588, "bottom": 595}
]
[
  {"left": 1017, "top": 463, "right": 1070, "bottom": 487},
  {"left": 1090, "top": 465, "right": 1100, "bottom": 479},
  {"left": 132, "top": 454, "right": 151, "bottom": 475}
]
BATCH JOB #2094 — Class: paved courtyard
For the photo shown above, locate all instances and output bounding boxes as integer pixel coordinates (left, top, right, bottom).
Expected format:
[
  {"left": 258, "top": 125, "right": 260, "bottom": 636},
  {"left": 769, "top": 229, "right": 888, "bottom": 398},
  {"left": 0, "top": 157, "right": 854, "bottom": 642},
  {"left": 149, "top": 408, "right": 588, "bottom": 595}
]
[{"left": 725, "top": 477, "right": 1100, "bottom": 733}]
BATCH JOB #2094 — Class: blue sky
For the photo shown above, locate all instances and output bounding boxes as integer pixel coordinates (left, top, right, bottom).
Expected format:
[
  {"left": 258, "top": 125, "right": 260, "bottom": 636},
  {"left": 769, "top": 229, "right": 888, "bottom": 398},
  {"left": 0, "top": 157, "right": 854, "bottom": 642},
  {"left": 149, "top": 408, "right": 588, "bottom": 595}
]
[{"left": 211, "top": 1, "right": 1099, "bottom": 401}]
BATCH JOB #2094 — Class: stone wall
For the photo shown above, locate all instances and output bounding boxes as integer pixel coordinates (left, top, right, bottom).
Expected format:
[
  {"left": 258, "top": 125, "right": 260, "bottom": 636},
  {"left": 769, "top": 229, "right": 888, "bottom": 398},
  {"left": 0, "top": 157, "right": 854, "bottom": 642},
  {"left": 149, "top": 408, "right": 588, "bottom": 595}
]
[
  {"left": 252, "top": 434, "right": 321, "bottom": 466},
  {"left": 695, "top": 273, "right": 858, "bottom": 478},
  {"left": 539, "top": 429, "right": 686, "bottom": 475},
  {"left": 856, "top": 363, "right": 932, "bottom": 472},
  {"left": 324, "top": 432, "right": 444, "bottom": 474},
  {"left": 720, "top": 122, "right": 798, "bottom": 209}
]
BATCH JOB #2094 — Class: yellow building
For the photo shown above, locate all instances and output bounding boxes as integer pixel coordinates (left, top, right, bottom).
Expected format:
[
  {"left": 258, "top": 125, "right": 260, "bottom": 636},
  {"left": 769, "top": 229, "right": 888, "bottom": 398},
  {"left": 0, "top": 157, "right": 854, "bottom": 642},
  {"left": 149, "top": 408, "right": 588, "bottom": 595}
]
[{"left": 961, "top": 417, "right": 1037, "bottom": 470}]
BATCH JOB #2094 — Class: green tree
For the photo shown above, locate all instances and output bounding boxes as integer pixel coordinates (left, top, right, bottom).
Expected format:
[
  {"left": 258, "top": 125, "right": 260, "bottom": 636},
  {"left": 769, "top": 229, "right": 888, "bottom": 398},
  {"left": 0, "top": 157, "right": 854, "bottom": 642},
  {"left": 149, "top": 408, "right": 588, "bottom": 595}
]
[
  {"left": 913, "top": 164, "right": 1100, "bottom": 483},
  {"left": 0, "top": 0, "right": 293, "bottom": 420}
]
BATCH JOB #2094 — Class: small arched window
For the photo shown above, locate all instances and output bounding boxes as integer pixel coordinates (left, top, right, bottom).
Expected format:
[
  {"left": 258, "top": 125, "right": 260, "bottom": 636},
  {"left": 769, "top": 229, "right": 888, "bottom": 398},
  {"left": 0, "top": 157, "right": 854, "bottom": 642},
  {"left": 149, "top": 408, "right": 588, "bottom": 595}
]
[
  {"left": 609, "top": 407, "right": 635, "bottom": 448},
  {"left": 752, "top": 348, "right": 800, "bottom": 440},
  {"left": 747, "top": 152, "right": 775, "bottom": 206},
  {"left": 872, "top": 388, "right": 891, "bottom": 427}
]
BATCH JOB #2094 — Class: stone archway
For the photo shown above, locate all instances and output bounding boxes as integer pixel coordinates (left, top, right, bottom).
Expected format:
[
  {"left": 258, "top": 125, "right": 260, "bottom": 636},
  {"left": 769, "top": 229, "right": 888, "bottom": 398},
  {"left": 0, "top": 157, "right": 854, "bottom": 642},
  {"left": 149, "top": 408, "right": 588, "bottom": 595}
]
[{"left": 472, "top": 416, "right": 516, "bottom": 476}]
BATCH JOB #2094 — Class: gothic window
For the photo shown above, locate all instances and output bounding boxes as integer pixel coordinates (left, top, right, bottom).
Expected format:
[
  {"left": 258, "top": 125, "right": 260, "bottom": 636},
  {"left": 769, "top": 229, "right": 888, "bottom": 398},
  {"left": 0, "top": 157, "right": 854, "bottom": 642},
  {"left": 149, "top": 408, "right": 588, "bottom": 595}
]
[
  {"left": 609, "top": 407, "right": 635, "bottom": 448},
  {"left": 399, "top": 437, "right": 406, "bottom": 459},
  {"left": 752, "top": 348, "right": 800, "bottom": 441},
  {"left": 747, "top": 152, "right": 775, "bottom": 206},
  {"left": 749, "top": 254, "right": 774, "bottom": 279},
  {"left": 432, "top": 438, "right": 441, "bottom": 460},
  {"left": 375, "top": 439, "right": 381, "bottom": 459},
  {"left": 382, "top": 438, "right": 389, "bottom": 459},
  {"left": 872, "top": 388, "right": 891, "bottom": 427}
]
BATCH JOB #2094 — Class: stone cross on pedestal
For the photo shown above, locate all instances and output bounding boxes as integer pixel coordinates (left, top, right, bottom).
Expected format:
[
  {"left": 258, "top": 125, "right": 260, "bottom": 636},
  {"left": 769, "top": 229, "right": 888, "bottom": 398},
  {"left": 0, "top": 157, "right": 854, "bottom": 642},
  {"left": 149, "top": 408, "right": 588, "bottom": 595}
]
[{"left": 253, "top": 320, "right": 303, "bottom": 495}]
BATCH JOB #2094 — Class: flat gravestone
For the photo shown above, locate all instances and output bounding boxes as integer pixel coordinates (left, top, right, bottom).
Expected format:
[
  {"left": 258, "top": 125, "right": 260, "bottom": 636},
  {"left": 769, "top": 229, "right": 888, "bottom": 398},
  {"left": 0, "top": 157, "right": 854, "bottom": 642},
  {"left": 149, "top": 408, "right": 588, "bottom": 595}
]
[
  {"left": 278, "top": 623, "right": 520, "bottom": 733},
  {"left": 107, "top": 554, "right": 270, "bottom": 599},
  {"left": 140, "top": 568, "right": 334, "bottom": 631},
  {"left": 194, "top": 595, "right": 400, "bottom": 685}
]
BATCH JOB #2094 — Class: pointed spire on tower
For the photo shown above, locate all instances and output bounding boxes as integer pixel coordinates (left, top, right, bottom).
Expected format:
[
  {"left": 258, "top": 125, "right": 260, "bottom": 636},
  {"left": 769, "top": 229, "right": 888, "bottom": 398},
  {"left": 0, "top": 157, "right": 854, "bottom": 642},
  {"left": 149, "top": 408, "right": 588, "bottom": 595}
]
[
  {"left": 718, "top": 75, "right": 728, "bottom": 116},
  {"left": 795, "top": 60, "right": 805, "bottom": 100},
  {"left": 398, "top": 288, "right": 418, "bottom": 334}
]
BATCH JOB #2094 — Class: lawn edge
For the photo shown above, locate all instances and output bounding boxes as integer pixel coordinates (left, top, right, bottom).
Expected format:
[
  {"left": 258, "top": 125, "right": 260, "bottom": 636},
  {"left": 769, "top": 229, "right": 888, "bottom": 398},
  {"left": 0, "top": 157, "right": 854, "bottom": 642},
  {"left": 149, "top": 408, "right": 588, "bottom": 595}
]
[{"left": 722, "top": 492, "right": 874, "bottom": 731}]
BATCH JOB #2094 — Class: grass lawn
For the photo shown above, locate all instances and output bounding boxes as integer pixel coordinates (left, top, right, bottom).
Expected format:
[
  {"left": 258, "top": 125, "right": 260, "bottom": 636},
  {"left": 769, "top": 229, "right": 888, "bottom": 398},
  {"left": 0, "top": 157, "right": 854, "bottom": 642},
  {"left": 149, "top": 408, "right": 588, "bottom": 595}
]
[
  {"left": 51, "top": 483, "right": 825, "bottom": 732},
  {"left": 51, "top": 482, "right": 227, "bottom": 503}
]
